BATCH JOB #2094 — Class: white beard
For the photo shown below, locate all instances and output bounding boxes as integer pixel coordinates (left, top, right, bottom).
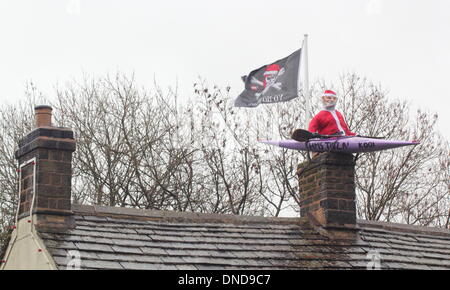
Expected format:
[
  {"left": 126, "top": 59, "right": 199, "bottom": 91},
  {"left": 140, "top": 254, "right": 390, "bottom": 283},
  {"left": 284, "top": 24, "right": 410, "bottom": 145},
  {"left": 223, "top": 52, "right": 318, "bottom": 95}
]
[{"left": 323, "top": 100, "right": 337, "bottom": 110}]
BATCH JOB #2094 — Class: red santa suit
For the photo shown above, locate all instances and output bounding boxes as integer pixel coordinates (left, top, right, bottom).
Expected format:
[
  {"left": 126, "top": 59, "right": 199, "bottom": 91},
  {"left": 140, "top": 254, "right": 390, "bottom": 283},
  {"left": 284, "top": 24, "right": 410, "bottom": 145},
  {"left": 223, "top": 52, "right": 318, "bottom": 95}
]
[{"left": 308, "top": 109, "right": 356, "bottom": 136}]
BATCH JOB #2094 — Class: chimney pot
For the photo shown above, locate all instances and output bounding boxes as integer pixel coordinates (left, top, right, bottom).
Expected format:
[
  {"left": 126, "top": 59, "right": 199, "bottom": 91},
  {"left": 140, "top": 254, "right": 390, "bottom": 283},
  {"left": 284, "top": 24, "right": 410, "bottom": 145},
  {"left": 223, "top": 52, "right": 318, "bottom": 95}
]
[{"left": 34, "top": 105, "right": 53, "bottom": 128}]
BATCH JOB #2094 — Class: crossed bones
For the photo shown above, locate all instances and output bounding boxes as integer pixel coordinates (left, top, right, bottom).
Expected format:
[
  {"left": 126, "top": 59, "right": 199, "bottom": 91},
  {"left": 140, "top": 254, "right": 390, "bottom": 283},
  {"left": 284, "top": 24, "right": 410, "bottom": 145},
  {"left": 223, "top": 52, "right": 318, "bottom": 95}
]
[{"left": 251, "top": 67, "right": 285, "bottom": 97}]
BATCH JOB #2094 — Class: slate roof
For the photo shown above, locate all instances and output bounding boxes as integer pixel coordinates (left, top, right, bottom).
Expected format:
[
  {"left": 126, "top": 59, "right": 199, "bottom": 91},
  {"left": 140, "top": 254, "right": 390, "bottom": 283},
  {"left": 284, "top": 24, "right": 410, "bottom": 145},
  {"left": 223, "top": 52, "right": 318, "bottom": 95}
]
[{"left": 38, "top": 204, "right": 450, "bottom": 270}]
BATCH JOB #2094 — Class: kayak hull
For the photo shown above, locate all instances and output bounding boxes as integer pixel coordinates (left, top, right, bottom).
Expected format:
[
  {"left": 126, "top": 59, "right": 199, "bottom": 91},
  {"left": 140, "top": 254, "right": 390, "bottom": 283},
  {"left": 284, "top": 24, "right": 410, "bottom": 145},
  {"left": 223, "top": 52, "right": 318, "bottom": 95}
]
[{"left": 259, "top": 137, "right": 419, "bottom": 153}]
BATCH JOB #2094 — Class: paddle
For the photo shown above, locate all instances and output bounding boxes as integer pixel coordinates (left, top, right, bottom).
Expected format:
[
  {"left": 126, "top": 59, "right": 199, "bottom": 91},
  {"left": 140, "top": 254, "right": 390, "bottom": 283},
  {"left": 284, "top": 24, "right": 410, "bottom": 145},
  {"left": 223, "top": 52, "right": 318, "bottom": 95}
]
[
  {"left": 291, "top": 129, "right": 333, "bottom": 142},
  {"left": 291, "top": 129, "right": 384, "bottom": 142}
]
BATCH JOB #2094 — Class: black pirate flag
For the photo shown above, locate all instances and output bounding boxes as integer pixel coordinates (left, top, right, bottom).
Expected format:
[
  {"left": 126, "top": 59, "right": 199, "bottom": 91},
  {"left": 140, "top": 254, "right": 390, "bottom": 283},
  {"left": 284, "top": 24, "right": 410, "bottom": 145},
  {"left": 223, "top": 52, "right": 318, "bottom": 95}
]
[{"left": 234, "top": 49, "right": 301, "bottom": 107}]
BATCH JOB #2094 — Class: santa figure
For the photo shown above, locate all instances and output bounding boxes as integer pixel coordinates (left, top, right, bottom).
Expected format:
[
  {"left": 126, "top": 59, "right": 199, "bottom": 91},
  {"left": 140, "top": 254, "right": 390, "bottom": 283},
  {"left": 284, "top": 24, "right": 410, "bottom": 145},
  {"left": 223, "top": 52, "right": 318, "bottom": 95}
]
[{"left": 308, "top": 90, "right": 356, "bottom": 136}]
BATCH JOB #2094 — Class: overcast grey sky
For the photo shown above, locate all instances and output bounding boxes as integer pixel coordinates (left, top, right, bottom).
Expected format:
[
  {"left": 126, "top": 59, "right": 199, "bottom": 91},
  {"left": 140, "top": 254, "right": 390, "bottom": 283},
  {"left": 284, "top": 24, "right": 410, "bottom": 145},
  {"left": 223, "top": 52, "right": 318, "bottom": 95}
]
[{"left": 0, "top": 0, "right": 449, "bottom": 139}]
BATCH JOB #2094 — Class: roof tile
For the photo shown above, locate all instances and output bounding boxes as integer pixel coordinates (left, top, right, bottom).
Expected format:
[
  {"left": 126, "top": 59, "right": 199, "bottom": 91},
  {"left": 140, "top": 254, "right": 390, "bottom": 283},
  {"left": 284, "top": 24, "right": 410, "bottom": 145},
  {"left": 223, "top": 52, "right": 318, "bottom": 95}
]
[
  {"left": 119, "top": 262, "right": 157, "bottom": 270},
  {"left": 96, "top": 252, "right": 138, "bottom": 262},
  {"left": 75, "top": 242, "right": 114, "bottom": 253},
  {"left": 176, "top": 265, "right": 198, "bottom": 270},
  {"left": 92, "top": 260, "right": 124, "bottom": 269},
  {"left": 111, "top": 239, "right": 149, "bottom": 247},
  {"left": 140, "top": 247, "right": 168, "bottom": 256},
  {"left": 111, "top": 245, "right": 143, "bottom": 254},
  {"left": 159, "top": 256, "right": 186, "bottom": 264}
]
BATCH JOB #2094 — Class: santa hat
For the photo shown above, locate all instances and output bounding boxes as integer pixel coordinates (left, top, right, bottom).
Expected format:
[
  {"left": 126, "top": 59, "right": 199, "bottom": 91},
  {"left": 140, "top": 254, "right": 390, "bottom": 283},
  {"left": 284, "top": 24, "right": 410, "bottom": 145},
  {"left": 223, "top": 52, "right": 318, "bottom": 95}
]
[
  {"left": 264, "top": 64, "right": 281, "bottom": 76},
  {"left": 323, "top": 90, "right": 337, "bottom": 97}
]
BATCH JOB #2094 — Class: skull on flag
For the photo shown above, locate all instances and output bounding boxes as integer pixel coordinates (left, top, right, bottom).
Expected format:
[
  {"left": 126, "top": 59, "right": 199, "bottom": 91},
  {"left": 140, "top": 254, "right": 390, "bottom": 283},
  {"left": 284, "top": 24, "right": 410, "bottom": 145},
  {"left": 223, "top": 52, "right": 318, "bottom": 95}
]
[
  {"left": 263, "top": 64, "right": 281, "bottom": 88},
  {"left": 249, "top": 64, "right": 285, "bottom": 98}
]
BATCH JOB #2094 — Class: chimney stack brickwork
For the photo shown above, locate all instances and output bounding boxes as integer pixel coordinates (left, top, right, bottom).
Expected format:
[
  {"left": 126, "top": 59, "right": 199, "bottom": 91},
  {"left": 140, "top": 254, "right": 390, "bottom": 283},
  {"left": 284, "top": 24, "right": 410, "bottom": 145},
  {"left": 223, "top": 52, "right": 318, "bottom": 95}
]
[
  {"left": 297, "top": 152, "right": 356, "bottom": 228},
  {"left": 15, "top": 106, "right": 76, "bottom": 226}
]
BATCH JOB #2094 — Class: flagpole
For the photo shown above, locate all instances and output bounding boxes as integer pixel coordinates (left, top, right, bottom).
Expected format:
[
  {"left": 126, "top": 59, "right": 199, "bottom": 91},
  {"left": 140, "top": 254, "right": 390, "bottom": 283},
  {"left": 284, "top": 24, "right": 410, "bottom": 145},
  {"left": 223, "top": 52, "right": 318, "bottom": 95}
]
[{"left": 302, "top": 34, "right": 310, "bottom": 129}]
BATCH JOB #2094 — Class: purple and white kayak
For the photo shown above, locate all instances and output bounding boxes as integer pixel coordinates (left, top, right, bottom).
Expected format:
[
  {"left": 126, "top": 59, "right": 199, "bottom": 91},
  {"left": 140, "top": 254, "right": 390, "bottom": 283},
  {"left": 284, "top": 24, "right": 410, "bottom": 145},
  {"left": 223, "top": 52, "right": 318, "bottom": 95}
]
[{"left": 258, "top": 136, "right": 420, "bottom": 153}]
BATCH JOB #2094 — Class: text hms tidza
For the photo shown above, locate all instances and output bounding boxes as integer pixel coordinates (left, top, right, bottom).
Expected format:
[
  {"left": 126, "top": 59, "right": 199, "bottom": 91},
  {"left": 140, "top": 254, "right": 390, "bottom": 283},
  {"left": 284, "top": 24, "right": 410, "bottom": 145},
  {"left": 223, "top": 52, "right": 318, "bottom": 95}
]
[
  {"left": 306, "top": 141, "right": 375, "bottom": 151},
  {"left": 178, "top": 274, "right": 271, "bottom": 287}
]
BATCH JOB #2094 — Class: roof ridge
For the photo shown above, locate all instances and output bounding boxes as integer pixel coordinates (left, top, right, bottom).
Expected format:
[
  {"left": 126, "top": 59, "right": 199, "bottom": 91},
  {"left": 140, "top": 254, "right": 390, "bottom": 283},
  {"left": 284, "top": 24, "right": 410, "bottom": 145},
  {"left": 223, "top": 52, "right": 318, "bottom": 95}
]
[
  {"left": 357, "top": 219, "right": 450, "bottom": 238},
  {"left": 71, "top": 204, "right": 307, "bottom": 226}
]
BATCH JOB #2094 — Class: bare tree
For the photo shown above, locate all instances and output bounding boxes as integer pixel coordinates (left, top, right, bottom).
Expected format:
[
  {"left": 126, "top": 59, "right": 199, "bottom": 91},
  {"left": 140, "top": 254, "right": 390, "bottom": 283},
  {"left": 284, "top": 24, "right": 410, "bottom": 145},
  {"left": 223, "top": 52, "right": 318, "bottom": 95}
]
[
  {"left": 1, "top": 72, "right": 448, "bottom": 255},
  {"left": 54, "top": 74, "right": 187, "bottom": 209}
]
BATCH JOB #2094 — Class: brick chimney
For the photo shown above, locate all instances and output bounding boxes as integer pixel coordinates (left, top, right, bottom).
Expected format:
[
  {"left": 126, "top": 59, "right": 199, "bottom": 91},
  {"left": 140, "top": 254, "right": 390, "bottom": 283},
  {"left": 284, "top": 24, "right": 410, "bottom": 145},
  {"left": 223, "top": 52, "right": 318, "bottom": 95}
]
[
  {"left": 15, "top": 105, "right": 76, "bottom": 230},
  {"left": 297, "top": 152, "right": 356, "bottom": 230}
]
